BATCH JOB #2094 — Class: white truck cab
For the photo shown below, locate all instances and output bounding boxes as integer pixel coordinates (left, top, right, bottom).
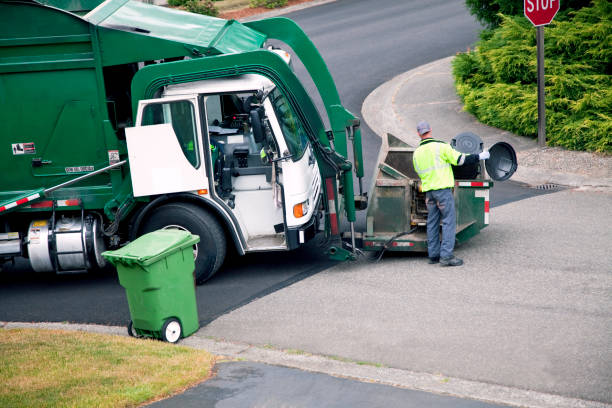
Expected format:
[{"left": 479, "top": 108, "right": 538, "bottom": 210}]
[{"left": 126, "top": 74, "right": 321, "bottom": 264}]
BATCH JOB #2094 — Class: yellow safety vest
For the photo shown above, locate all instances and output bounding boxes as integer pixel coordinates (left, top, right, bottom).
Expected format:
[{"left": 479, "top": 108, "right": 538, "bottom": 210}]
[{"left": 413, "top": 138, "right": 462, "bottom": 191}]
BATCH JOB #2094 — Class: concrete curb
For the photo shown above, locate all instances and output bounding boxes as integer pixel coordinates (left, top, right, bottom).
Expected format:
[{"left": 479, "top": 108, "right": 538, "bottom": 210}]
[
  {"left": 241, "top": 0, "right": 337, "bottom": 22},
  {"left": 3, "top": 321, "right": 610, "bottom": 408},
  {"left": 361, "top": 57, "right": 612, "bottom": 192}
]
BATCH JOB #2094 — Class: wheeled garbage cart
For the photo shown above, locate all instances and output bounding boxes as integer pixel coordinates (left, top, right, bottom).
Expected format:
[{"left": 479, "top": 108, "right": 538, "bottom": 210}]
[{"left": 102, "top": 229, "right": 200, "bottom": 343}]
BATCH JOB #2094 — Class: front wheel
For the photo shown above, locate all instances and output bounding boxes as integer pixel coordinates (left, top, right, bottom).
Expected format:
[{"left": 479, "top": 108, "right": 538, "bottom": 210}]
[
  {"left": 141, "top": 203, "right": 227, "bottom": 284},
  {"left": 161, "top": 318, "right": 182, "bottom": 343}
]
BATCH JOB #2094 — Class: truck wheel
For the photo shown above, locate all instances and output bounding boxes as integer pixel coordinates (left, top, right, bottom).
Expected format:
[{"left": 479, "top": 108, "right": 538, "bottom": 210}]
[
  {"left": 161, "top": 318, "right": 182, "bottom": 343},
  {"left": 141, "top": 203, "right": 226, "bottom": 284}
]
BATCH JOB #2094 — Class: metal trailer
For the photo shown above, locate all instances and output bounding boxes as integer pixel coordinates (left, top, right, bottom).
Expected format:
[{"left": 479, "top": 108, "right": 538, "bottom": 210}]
[{"left": 352, "top": 133, "right": 509, "bottom": 254}]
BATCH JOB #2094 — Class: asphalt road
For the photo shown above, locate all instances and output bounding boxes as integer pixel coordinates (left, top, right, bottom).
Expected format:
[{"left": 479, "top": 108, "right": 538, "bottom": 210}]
[
  {"left": 0, "top": 0, "right": 559, "bottom": 326},
  {"left": 0, "top": 180, "right": 555, "bottom": 326},
  {"left": 200, "top": 190, "right": 612, "bottom": 404},
  {"left": 286, "top": 0, "right": 486, "bottom": 185},
  {"left": 148, "top": 361, "right": 510, "bottom": 408}
]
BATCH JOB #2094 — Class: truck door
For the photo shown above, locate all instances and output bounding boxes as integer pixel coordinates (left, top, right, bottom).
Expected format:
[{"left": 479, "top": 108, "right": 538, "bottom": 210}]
[
  {"left": 200, "top": 87, "right": 320, "bottom": 251},
  {"left": 126, "top": 96, "right": 208, "bottom": 197},
  {"left": 264, "top": 89, "right": 321, "bottom": 233},
  {"left": 202, "top": 92, "right": 286, "bottom": 250}
]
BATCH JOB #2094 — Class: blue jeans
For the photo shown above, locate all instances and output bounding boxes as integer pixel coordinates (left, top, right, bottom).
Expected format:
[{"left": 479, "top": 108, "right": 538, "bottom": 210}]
[{"left": 425, "top": 188, "right": 456, "bottom": 259}]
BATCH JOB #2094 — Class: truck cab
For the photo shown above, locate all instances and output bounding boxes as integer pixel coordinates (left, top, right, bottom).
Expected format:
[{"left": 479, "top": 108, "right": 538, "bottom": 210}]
[{"left": 127, "top": 74, "right": 321, "bottom": 255}]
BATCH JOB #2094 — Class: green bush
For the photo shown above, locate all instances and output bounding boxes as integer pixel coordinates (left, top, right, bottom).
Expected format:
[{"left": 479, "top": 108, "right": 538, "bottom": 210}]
[
  {"left": 453, "top": 0, "right": 612, "bottom": 152},
  {"left": 167, "top": 0, "right": 188, "bottom": 7},
  {"left": 250, "top": 0, "right": 288, "bottom": 9},
  {"left": 184, "top": 0, "right": 219, "bottom": 16},
  {"left": 465, "top": 0, "right": 592, "bottom": 27}
]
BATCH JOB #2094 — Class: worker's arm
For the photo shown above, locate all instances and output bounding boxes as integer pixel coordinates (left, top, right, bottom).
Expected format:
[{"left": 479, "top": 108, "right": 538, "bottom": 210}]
[{"left": 456, "top": 150, "right": 490, "bottom": 166}]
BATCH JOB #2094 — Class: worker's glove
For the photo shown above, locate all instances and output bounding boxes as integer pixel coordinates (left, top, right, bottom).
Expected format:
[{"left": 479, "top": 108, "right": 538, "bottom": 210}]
[{"left": 479, "top": 150, "right": 490, "bottom": 160}]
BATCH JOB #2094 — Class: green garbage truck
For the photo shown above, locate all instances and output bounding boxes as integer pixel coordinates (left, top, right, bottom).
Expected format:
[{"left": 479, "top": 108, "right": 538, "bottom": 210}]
[
  {"left": 0, "top": 0, "right": 367, "bottom": 283},
  {"left": 0, "top": 0, "right": 512, "bottom": 283}
]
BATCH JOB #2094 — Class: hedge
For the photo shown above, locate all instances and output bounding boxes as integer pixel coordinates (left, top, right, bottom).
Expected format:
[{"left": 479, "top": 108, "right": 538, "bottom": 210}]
[
  {"left": 453, "top": 0, "right": 611, "bottom": 152},
  {"left": 465, "top": 0, "right": 592, "bottom": 27}
]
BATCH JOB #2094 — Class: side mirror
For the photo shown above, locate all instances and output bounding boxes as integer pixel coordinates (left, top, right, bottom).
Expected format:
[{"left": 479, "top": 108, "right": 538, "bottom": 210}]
[{"left": 250, "top": 109, "right": 264, "bottom": 143}]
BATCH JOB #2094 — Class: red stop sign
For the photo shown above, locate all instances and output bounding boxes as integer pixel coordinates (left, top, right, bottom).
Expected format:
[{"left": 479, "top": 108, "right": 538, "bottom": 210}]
[{"left": 524, "top": 0, "right": 560, "bottom": 26}]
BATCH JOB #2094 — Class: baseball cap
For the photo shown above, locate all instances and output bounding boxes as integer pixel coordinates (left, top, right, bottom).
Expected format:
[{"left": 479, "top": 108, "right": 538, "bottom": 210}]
[{"left": 417, "top": 120, "right": 431, "bottom": 136}]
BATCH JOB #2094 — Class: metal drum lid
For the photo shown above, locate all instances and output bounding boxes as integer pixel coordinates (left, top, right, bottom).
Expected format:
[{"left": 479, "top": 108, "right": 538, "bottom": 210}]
[
  {"left": 451, "top": 132, "right": 484, "bottom": 154},
  {"left": 486, "top": 142, "right": 518, "bottom": 181}
]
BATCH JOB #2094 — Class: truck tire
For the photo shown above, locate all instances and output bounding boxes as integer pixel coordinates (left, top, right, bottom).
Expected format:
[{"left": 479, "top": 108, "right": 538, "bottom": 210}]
[{"left": 140, "top": 203, "right": 226, "bottom": 284}]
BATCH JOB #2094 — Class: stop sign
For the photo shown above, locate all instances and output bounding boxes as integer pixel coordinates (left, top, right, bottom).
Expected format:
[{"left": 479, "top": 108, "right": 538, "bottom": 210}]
[{"left": 524, "top": 0, "right": 560, "bottom": 26}]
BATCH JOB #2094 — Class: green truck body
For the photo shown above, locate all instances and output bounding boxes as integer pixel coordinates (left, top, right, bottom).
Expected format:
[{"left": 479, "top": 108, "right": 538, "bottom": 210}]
[{"left": 0, "top": 0, "right": 364, "bottom": 282}]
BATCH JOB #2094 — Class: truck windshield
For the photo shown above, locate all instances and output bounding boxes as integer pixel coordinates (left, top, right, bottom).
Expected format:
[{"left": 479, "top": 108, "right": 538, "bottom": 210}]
[
  {"left": 268, "top": 88, "right": 308, "bottom": 160},
  {"left": 141, "top": 100, "right": 200, "bottom": 168}
]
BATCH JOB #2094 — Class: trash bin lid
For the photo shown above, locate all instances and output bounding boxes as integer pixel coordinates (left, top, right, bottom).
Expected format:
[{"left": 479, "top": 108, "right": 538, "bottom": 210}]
[
  {"left": 102, "top": 229, "right": 200, "bottom": 266},
  {"left": 451, "top": 132, "right": 483, "bottom": 154},
  {"left": 486, "top": 142, "right": 518, "bottom": 181}
]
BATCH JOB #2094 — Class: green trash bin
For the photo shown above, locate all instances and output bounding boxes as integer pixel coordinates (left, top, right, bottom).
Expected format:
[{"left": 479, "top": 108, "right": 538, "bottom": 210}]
[{"left": 102, "top": 229, "right": 200, "bottom": 343}]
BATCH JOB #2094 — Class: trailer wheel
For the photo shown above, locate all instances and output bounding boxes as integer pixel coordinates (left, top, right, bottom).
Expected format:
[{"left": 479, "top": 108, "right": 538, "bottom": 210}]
[{"left": 140, "top": 203, "right": 226, "bottom": 284}]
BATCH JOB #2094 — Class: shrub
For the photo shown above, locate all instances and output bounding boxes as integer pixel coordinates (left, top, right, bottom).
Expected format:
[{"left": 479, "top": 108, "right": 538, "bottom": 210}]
[
  {"left": 453, "top": 1, "right": 612, "bottom": 152},
  {"left": 465, "top": 0, "right": 592, "bottom": 27},
  {"left": 250, "top": 0, "right": 288, "bottom": 9},
  {"left": 184, "top": 0, "right": 219, "bottom": 16},
  {"left": 167, "top": 0, "right": 188, "bottom": 6}
]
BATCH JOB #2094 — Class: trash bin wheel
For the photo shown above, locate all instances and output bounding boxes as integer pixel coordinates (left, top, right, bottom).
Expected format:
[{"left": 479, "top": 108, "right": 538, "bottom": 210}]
[
  {"left": 127, "top": 321, "right": 136, "bottom": 338},
  {"left": 161, "top": 318, "right": 182, "bottom": 343},
  {"left": 140, "top": 203, "right": 227, "bottom": 285}
]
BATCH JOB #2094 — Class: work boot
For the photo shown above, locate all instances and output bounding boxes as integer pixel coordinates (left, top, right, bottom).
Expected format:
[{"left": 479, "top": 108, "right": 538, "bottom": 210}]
[
  {"left": 428, "top": 257, "right": 440, "bottom": 264},
  {"left": 440, "top": 256, "right": 463, "bottom": 267}
]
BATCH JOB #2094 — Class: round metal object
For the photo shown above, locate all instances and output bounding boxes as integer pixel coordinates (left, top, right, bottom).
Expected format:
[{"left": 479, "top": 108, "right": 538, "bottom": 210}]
[
  {"left": 55, "top": 216, "right": 87, "bottom": 271},
  {"left": 451, "top": 132, "right": 484, "bottom": 180},
  {"left": 451, "top": 132, "right": 484, "bottom": 154},
  {"left": 27, "top": 215, "right": 106, "bottom": 273},
  {"left": 27, "top": 220, "right": 53, "bottom": 272},
  {"left": 486, "top": 142, "right": 518, "bottom": 181}
]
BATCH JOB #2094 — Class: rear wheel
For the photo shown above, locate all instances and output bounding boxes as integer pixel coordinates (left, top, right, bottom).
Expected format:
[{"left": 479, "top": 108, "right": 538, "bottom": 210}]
[{"left": 141, "top": 203, "right": 227, "bottom": 284}]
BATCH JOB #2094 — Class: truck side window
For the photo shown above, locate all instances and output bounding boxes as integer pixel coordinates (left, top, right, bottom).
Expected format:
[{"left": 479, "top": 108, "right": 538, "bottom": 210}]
[
  {"left": 141, "top": 100, "right": 200, "bottom": 168},
  {"left": 268, "top": 88, "right": 308, "bottom": 160},
  {"left": 204, "top": 92, "right": 261, "bottom": 157}
]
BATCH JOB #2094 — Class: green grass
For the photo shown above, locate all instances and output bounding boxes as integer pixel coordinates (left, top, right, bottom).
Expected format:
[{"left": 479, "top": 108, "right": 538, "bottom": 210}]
[{"left": 0, "top": 328, "right": 215, "bottom": 408}]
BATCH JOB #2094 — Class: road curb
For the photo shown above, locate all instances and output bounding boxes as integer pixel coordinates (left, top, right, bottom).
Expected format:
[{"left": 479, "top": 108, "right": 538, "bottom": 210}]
[
  {"left": 240, "top": 0, "right": 337, "bottom": 22},
  {"left": 3, "top": 321, "right": 610, "bottom": 408}
]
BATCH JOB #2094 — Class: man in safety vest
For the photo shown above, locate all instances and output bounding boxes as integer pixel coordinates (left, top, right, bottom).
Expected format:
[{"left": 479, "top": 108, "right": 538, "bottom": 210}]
[{"left": 412, "top": 121, "right": 490, "bottom": 266}]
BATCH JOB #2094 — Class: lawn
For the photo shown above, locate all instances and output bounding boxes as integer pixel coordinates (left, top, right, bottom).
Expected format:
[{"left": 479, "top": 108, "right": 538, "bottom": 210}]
[{"left": 0, "top": 328, "right": 215, "bottom": 408}]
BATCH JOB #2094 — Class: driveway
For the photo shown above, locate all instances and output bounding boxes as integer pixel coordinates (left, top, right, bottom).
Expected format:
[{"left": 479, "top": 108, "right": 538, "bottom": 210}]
[{"left": 199, "top": 190, "right": 612, "bottom": 404}]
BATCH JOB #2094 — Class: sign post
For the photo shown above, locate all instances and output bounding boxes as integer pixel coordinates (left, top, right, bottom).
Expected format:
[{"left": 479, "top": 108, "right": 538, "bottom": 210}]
[{"left": 524, "top": 0, "right": 560, "bottom": 147}]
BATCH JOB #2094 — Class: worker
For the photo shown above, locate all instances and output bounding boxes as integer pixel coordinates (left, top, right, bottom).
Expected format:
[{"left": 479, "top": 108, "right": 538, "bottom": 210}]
[{"left": 412, "top": 121, "right": 490, "bottom": 267}]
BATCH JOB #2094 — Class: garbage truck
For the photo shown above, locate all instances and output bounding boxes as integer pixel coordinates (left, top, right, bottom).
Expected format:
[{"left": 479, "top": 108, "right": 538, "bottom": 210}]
[{"left": 0, "top": 0, "right": 515, "bottom": 283}]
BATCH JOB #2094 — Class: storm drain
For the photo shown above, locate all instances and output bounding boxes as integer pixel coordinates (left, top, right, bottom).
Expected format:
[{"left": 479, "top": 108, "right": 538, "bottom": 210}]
[{"left": 533, "top": 183, "right": 563, "bottom": 190}]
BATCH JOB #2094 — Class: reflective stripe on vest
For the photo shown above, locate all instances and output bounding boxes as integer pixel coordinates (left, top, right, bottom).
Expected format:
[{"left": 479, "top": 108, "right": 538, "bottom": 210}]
[{"left": 413, "top": 143, "right": 449, "bottom": 176}]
